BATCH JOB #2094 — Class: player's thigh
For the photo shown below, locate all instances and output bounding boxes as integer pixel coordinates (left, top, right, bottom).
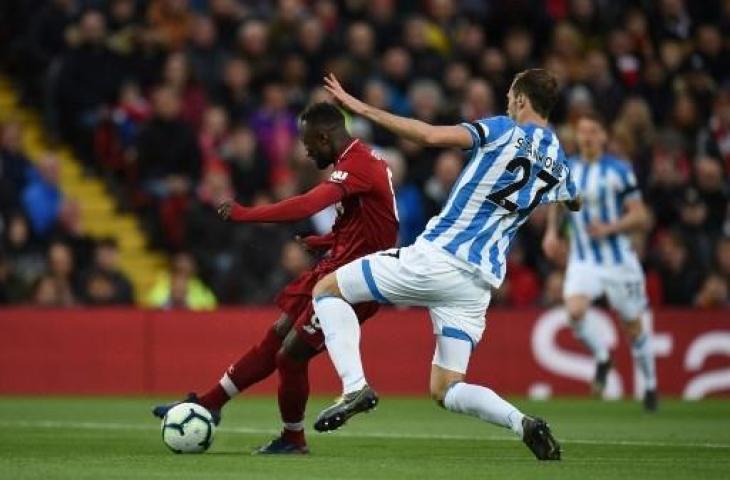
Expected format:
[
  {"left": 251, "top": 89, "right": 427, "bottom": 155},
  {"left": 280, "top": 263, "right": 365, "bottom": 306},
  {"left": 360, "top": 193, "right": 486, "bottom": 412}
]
[
  {"left": 429, "top": 281, "right": 491, "bottom": 363},
  {"left": 431, "top": 333, "right": 474, "bottom": 375},
  {"left": 605, "top": 265, "right": 648, "bottom": 323},
  {"left": 563, "top": 262, "right": 603, "bottom": 311},
  {"left": 336, "top": 244, "right": 452, "bottom": 306}
]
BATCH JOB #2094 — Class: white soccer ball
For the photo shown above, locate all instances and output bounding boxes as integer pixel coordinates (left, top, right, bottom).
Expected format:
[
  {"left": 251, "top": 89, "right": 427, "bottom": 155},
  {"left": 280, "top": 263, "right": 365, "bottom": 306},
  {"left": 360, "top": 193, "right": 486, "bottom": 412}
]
[{"left": 161, "top": 403, "right": 216, "bottom": 453}]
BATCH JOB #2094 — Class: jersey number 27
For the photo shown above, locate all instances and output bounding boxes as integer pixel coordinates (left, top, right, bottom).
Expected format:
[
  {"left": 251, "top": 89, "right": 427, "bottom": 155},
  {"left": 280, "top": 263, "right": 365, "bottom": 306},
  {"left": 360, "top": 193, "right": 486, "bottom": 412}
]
[{"left": 486, "top": 157, "right": 558, "bottom": 212}]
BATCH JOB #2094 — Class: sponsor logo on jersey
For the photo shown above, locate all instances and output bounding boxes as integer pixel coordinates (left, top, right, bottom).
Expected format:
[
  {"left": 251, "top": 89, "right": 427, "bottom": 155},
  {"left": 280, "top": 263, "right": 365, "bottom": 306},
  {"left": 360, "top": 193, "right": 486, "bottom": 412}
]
[{"left": 329, "top": 170, "right": 349, "bottom": 183}]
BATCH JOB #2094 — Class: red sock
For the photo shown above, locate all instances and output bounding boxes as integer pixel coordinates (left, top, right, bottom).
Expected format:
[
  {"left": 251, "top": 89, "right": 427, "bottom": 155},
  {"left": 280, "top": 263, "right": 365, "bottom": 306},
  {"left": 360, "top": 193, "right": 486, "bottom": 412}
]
[
  {"left": 198, "top": 326, "right": 282, "bottom": 412},
  {"left": 276, "top": 350, "right": 311, "bottom": 445}
]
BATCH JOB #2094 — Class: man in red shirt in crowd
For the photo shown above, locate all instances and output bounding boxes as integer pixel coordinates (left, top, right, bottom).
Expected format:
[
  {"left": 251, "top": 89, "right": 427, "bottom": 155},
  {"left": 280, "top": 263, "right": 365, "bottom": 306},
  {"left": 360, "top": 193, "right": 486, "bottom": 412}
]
[{"left": 153, "top": 102, "right": 399, "bottom": 454}]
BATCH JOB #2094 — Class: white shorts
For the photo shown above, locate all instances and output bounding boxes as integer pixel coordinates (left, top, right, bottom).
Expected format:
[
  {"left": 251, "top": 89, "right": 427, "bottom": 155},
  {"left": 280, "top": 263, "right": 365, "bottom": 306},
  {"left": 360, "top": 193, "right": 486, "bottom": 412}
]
[
  {"left": 563, "top": 260, "right": 648, "bottom": 321},
  {"left": 335, "top": 239, "right": 492, "bottom": 373}
]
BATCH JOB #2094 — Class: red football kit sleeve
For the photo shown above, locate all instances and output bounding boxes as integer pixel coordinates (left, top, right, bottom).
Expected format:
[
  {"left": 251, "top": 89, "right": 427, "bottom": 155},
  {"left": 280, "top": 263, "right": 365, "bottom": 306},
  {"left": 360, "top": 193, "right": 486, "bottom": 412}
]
[{"left": 229, "top": 182, "right": 344, "bottom": 223}]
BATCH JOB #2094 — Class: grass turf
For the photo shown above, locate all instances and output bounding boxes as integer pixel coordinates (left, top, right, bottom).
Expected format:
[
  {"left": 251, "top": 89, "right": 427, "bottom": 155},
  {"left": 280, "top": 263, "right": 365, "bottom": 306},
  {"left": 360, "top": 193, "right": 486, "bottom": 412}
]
[{"left": 0, "top": 396, "right": 728, "bottom": 480}]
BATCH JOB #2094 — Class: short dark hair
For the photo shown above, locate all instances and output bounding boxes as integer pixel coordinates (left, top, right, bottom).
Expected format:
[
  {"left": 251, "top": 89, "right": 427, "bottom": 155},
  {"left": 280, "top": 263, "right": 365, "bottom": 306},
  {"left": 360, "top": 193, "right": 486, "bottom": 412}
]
[
  {"left": 576, "top": 110, "right": 607, "bottom": 130},
  {"left": 512, "top": 69, "right": 559, "bottom": 119},
  {"left": 300, "top": 102, "right": 346, "bottom": 130}
]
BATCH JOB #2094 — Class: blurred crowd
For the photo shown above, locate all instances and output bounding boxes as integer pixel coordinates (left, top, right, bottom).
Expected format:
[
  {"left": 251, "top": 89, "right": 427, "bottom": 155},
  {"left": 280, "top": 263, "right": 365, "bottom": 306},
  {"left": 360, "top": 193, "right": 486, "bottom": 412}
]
[{"left": 0, "top": 0, "right": 728, "bottom": 308}]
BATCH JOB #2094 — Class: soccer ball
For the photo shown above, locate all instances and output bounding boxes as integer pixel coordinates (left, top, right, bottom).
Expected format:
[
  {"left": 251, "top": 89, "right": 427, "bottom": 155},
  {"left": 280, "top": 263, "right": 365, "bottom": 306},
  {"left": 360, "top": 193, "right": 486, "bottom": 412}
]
[{"left": 161, "top": 403, "right": 216, "bottom": 453}]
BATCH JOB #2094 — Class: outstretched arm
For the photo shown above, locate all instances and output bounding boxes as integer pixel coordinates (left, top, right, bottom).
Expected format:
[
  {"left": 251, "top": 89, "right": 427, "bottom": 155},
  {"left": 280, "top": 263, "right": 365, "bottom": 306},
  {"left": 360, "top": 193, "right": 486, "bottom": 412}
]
[
  {"left": 218, "top": 182, "right": 345, "bottom": 223},
  {"left": 324, "top": 74, "right": 473, "bottom": 149}
]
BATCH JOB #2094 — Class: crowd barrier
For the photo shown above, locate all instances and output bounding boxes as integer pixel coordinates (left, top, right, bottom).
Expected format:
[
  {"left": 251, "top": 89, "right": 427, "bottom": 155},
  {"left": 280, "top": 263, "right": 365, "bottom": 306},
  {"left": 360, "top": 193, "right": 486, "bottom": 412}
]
[{"left": 1, "top": 307, "right": 728, "bottom": 398}]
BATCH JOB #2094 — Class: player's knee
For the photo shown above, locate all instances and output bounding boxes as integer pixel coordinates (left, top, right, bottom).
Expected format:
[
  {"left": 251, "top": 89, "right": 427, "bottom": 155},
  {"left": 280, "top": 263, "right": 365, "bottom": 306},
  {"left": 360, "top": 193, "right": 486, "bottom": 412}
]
[
  {"left": 279, "top": 331, "right": 318, "bottom": 365},
  {"left": 312, "top": 273, "right": 341, "bottom": 299},
  {"left": 623, "top": 319, "right": 643, "bottom": 340},
  {"left": 430, "top": 373, "right": 463, "bottom": 407},
  {"left": 273, "top": 315, "right": 294, "bottom": 338},
  {"left": 565, "top": 297, "right": 588, "bottom": 323}
]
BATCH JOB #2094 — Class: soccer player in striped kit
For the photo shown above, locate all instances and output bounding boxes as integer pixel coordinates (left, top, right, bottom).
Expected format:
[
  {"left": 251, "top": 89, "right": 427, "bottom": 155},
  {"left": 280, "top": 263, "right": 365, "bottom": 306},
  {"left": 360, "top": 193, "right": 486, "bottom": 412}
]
[
  {"left": 542, "top": 112, "right": 658, "bottom": 411},
  {"left": 310, "top": 69, "right": 580, "bottom": 461}
]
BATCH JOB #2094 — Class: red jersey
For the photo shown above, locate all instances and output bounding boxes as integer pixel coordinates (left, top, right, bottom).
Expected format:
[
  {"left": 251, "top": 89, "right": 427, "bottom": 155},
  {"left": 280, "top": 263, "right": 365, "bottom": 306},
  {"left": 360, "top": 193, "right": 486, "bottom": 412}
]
[
  {"left": 228, "top": 138, "right": 399, "bottom": 270},
  {"left": 319, "top": 139, "right": 399, "bottom": 270}
]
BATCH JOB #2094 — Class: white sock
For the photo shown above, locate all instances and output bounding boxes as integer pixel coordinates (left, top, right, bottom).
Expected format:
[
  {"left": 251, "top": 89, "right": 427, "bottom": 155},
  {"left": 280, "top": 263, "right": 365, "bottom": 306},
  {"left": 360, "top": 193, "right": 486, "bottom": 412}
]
[
  {"left": 313, "top": 296, "right": 367, "bottom": 394},
  {"left": 219, "top": 372, "right": 238, "bottom": 397},
  {"left": 572, "top": 316, "right": 609, "bottom": 363},
  {"left": 632, "top": 332, "right": 657, "bottom": 390},
  {"left": 443, "top": 382, "right": 525, "bottom": 438},
  {"left": 283, "top": 421, "right": 304, "bottom": 432}
]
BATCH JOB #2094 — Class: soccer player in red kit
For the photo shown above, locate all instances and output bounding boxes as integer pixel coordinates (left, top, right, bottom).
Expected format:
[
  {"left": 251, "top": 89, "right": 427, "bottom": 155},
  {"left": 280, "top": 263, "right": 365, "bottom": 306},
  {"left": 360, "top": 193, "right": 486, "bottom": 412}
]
[{"left": 152, "top": 102, "right": 398, "bottom": 454}]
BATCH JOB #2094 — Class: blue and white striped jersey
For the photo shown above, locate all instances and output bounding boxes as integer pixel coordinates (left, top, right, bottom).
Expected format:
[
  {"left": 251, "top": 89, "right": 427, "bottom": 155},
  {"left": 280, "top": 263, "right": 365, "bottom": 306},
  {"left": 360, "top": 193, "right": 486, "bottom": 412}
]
[
  {"left": 566, "top": 154, "right": 641, "bottom": 266},
  {"left": 421, "top": 115, "right": 578, "bottom": 288}
]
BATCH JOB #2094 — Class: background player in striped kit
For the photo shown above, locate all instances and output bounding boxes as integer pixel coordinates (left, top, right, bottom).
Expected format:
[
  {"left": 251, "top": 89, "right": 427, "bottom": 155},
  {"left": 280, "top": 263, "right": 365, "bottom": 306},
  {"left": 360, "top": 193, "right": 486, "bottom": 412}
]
[
  {"left": 542, "top": 112, "right": 658, "bottom": 411},
  {"left": 309, "top": 69, "right": 580, "bottom": 461}
]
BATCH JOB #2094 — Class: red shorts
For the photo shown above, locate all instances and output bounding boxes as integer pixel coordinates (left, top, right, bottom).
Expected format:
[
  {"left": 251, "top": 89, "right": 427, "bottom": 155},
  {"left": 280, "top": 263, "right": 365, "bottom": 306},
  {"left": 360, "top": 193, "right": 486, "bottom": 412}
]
[{"left": 275, "top": 267, "right": 379, "bottom": 351}]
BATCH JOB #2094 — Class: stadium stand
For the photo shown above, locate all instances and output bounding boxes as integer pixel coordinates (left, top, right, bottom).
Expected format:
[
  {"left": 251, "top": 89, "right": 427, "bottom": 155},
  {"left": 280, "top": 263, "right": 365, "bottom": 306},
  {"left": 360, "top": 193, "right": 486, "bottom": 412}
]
[{"left": 0, "top": 0, "right": 728, "bottom": 307}]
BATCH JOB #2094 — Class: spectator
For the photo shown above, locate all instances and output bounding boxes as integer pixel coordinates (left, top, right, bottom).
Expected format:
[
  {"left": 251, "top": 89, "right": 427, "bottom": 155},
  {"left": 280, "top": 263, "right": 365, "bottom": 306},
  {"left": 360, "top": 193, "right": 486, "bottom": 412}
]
[
  {"left": 186, "top": 15, "right": 226, "bottom": 96},
  {"left": 248, "top": 81, "right": 298, "bottom": 190},
  {"left": 45, "top": 241, "right": 77, "bottom": 306},
  {"left": 222, "top": 126, "right": 269, "bottom": 203},
  {"left": 264, "top": 239, "right": 313, "bottom": 296},
  {"left": 54, "top": 10, "right": 122, "bottom": 166},
  {"left": 1, "top": 213, "right": 45, "bottom": 303},
  {"left": 147, "top": 0, "right": 193, "bottom": 50},
  {"left": 655, "top": 231, "right": 704, "bottom": 305},
  {"left": 136, "top": 86, "right": 201, "bottom": 200},
  {"left": 380, "top": 148, "right": 426, "bottom": 247},
  {"left": 110, "top": 81, "right": 152, "bottom": 154},
  {"left": 693, "top": 157, "right": 728, "bottom": 234},
  {"left": 215, "top": 57, "right": 254, "bottom": 123},
  {"left": 80, "top": 238, "right": 134, "bottom": 305},
  {"left": 236, "top": 19, "right": 275, "bottom": 87},
  {"left": 162, "top": 52, "right": 208, "bottom": 131},
  {"left": 198, "top": 105, "right": 229, "bottom": 167},
  {"left": 676, "top": 187, "right": 714, "bottom": 269},
  {"left": 185, "top": 166, "right": 236, "bottom": 300},
  {"left": 0, "top": 252, "right": 26, "bottom": 304},
  {"left": 424, "top": 149, "right": 463, "bottom": 217},
  {"left": 695, "top": 273, "right": 729, "bottom": 308},
  {"left": 21, "top": 154, "right": 65, "bottom": 238},
  {"left": 147, "top": 251, "right": 217, "bottom": 309},
  {"left": 0, "top": 121, "right": 32, "bottom": 215}
]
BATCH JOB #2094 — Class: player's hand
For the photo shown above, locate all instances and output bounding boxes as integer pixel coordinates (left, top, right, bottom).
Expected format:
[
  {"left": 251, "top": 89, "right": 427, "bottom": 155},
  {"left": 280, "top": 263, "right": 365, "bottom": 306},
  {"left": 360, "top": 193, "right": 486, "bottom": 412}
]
[
  {"left": 324, "top": 73, "right": 366, "bottom": 115},
  {"left": 295, "top": 235, "right": 315, "bottom": 252},
  {"left": 295, "top": 234, "right": 331, "bottom": 252},
  {"left": 542, "top": 230, "right": 563, "bottom": 261},
  {"left": 217, "top": 199, "right": 233, "bottom": 220},
  {"left": 587, "top": 221, "right": 615, "bottom": 239}
]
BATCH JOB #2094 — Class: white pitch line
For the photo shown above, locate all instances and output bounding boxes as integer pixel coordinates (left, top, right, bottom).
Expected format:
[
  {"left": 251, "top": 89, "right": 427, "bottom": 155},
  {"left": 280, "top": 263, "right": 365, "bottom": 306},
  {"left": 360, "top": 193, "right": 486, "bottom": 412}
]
[{"left": 2, "top": 420, "right": 730, "bottom": 450}]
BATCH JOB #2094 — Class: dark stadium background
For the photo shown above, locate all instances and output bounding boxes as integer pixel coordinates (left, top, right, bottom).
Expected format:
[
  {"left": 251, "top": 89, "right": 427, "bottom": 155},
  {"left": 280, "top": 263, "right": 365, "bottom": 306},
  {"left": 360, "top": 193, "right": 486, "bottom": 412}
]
[{"left": 0, "top": 0, "right": 728, "bottom": 399}]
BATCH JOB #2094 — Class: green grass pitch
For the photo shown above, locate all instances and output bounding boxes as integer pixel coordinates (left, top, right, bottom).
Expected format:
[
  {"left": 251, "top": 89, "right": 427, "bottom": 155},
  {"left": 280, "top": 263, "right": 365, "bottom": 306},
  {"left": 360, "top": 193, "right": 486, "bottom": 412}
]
[{"left": 1, "top": 396, "right": 728, "bottom": 479}]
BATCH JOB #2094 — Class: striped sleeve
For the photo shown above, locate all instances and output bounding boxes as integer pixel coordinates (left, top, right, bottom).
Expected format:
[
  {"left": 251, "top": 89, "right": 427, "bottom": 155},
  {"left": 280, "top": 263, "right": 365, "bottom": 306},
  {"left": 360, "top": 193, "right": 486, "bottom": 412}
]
[
  {"left": 549, "top": 154, "right": 579, "bottom": 202},
  {"left": 459, "top": 116, "right": 512, "bottom": 150},
  {"left": 614, "top": 161, "right": 641, "bottom": 201}
]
